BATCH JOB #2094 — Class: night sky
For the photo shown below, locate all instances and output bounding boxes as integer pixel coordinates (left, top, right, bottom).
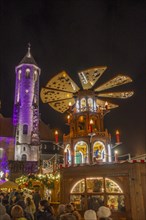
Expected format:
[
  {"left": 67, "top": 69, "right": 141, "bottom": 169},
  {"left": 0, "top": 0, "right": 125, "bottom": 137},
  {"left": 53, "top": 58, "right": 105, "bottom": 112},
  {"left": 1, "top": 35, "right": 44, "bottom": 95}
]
[{"left": 0, "top": 0, "right": 145, "bottom": 157}]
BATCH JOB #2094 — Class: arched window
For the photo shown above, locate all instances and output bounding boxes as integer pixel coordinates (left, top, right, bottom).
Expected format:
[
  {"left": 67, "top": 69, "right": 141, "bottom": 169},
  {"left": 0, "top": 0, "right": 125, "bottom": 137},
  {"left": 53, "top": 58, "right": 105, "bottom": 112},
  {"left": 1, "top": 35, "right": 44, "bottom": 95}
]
[
  {"left": 25, "top": 68, "right": 30, "bottom": 79},
  {"left": 64, "top": 144, "right": 71, "bottom": 165},
  {"left": 74, "top": 141, "right": 88, "bottom": 164},
  {"left": 80, "top": 98, "right": 86, "bottom": 111},
  {"left": 18, "top": 69, "right": 21, "bottom": 80},
  {"left": 0, "top": 148, "right": 4, "bottom": 159},
  {"left": 93, "top": 141, "right": 106, "bottom": 162},
  {"left": 88, "top": 98, "right": 93, "bottom": 111},
  {"left": 34, "top": 70, "right": 38, "bottom": 81},
  {"left": 78, "top": 115, "right": 86, "bottom": 131},
  {"left": 21, "top": 154, "right": 27, "bottom": 161},
  {"left": 70, "top": 177, "right": 125, "bottom": 212},
  {"left": 23, "top": 124, "right": 28, "bottom": 135},
  {"left": 76, "top": 100, "right": 80, "bottom": 112}
]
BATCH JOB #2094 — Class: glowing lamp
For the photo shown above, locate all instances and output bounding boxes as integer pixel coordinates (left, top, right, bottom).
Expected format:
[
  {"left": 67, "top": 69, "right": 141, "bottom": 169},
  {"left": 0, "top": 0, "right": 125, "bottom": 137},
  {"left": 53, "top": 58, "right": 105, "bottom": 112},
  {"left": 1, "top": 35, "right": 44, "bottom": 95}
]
[
  {"left": 0, "top": 171, "right": 4, "bottom": 178},
  {"left": 114, "top": 150, "right": 118, "bottom": 162},
  {"left": 68, "top": 102, "right": 72, "bottom": 111},
  {"left": 105, "top": 101, "right": 108, "bottom": 110},
  {"left": 67, "top": 115, "right": 70, "bottom": 124},
  {"left": 116, "top": 130, "right": 120, "bottom": 143},
  {"left": 55, "top": 130, "right": 58, "bottom": 143},
  {"left": 89, "top": 119, "right": 94, "bottom": 133}
]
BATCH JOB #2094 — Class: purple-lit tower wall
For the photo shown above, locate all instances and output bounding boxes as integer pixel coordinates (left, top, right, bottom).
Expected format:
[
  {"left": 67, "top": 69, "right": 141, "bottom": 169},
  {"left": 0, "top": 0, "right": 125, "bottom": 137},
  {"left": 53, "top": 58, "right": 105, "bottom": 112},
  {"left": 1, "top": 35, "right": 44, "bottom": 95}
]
[{"left": 13, "top": 50, "right": 41, "bottom": 161}]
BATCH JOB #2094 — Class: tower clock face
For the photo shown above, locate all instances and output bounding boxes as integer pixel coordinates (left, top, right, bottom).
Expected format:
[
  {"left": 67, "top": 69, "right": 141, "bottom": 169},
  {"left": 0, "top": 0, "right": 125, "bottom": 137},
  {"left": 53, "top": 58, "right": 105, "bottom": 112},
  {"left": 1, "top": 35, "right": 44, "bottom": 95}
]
[{"left": 40, "top": 67, "right": 134, "bottom": 113}]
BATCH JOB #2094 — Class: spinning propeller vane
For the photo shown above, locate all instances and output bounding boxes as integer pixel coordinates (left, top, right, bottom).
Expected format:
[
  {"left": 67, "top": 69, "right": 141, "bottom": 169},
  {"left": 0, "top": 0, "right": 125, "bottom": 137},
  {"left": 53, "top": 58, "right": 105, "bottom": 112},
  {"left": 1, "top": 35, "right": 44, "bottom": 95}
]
[{"left": 40, "top": 67, "right": 134, "bottom": 113}]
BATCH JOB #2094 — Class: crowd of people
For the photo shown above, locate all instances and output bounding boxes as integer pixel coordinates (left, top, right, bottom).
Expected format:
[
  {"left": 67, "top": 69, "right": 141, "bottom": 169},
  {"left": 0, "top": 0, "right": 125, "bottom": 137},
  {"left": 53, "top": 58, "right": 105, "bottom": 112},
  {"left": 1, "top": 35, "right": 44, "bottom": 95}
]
[{"left": 0, "top": 189, "right": 112, "bottom": 220}]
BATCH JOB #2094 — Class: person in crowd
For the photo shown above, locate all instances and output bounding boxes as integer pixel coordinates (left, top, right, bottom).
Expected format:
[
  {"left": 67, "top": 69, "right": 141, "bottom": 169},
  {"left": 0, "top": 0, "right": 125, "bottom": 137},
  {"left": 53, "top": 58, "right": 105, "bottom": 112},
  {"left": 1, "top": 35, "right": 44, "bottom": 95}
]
[
  {"left": 36, "top": 199, "right": 56, "bottom": 220},
  {"left": 0, "top": 203, "right": 11, "bottom": 220},
  {"left": 25, "top": 197, "right": 36, "bottom": 220},
  {"left": 33, "top": 189, "right": 41, "bottom": 211},
  {"left": 59, "top": 214, "right": 76, "bottom": 220},
  {"left": 0, "top": 192, "right": 4, "bottom": 204},
  {"left": 80, "top": 195, "right": 86, "bottom": 211},
  {"left": 56, "top": 204, "right": 66, "bottom": 220},
  {"left": 2, "top": 196, "right": 10, "bottom": 214},
  {"left": 84, "top": 209, "right": 97, "bottom": 220},
  {"left": 97, "top": 206, "right": 112, "bottom": 220},
  {"left": 7, "top": 195, "right": 18, "bottom": 216},
  {"left": 8, "top": 189, "right": 17, "bottom": 205},
  {"left": 59, "top": 204, "right": 77, "bottom": 220},
  {"left": 11, "top": 204, "right": 27, "bottom": 220},
  {"left": 17, "top": 199, "right": 33, "bottom": 220},
  {"left": 15, "top": 192, "right": 24, "bottom": 203},
  {"left": 70, "top": 202, "right": 81, "bottom": 220}
]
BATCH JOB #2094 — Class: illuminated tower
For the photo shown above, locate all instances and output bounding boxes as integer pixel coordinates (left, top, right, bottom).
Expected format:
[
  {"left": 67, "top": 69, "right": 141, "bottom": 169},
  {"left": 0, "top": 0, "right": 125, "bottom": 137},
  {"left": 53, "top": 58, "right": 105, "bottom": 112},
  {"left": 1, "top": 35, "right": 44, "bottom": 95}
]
[{"left": 13, "top": 46, "right": 41, "bottom": 161}]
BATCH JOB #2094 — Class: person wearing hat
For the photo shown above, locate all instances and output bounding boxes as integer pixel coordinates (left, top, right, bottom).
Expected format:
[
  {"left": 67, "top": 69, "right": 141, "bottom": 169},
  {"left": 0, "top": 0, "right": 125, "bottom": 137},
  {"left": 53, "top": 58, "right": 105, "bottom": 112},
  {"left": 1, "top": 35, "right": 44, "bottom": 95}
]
[
  {"left": 97, "top": 206, "right": 112, "bottom": 220},
  {"left": 84, "top": 209, "right": 97, "bottom": 220},
  {"left": 0, "top": 203, "right": 11, "bottom": 220}
]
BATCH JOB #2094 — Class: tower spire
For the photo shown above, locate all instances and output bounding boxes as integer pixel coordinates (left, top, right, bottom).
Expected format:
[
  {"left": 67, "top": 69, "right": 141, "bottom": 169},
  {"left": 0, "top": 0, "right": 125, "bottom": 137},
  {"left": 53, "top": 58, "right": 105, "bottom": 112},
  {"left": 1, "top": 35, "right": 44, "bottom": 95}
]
[
  {"left": 27, "top": 43, "right": 31, "bottom": 58},
  {"left": 18, "top": 43, "right": 38, "bottom": 66}
]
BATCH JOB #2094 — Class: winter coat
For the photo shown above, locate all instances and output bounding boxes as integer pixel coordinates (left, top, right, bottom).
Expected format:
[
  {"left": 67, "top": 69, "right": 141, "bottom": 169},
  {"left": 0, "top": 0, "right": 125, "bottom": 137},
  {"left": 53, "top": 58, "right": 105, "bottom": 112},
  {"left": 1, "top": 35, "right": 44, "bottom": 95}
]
[
  {"left": 0, "top": 204, "right": 11, "bottom": 220},
  {"left": 36, "top": 209, "right": 56, "bottom": 220}
]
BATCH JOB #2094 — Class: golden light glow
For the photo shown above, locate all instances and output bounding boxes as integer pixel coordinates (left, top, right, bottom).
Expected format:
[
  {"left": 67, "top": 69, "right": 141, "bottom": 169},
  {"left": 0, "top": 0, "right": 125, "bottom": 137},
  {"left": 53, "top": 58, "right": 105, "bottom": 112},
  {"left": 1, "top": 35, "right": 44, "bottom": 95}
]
[
  {"left": 106, "top": 178, "right": 123, "bottom": 193},
  {"left": 79, "top": 116, "right": 84, "bottom": 122},
  {"left": 66, "top": 93, "right": 71, "bottom": 98},
  {"left": 55, "top": 130, "right": 58, "bottom": 135},
  {"left": 70, "top": 179, "right": 85, "bottom": 193},
  {"left": 105, "top": 101, "right": 108, "bottom": 106},
  {"left": 63, "top": 72, "right": 66, "bottom": 77},
  {"left": 90, "top": 119, "right": 94, "bottom": 125}
]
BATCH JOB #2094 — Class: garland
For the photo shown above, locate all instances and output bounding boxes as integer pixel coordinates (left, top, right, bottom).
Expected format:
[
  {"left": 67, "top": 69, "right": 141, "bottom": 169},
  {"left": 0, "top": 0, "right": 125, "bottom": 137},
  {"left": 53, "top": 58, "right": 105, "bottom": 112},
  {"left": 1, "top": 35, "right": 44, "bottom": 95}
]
[{"left": 15, "top": 172, "right": 60, "bottom": 189}]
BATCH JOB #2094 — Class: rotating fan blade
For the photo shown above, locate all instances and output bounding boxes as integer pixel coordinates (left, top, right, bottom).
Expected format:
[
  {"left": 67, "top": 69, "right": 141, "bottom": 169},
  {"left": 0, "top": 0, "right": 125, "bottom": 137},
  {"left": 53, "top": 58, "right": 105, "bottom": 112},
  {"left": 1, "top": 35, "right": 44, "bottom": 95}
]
[
  {"left": 97, "top": 99, "right": 119, "bottom": 110},
  {"left": 40, "top": 88, "right": 74, "bottom": 103},
  {"left": 48, "top": 98, "right": 75, "bottom": 113},
  {"left": 46, "top": 71, "right": 80, "bottom": 93},
  {"left": 95, "top": 75, "right": 133, "bottom": 92},
  {"left": 98, "top": 91, "right": 134, "bottom": 99},
  {"left": 78, "top": 66, "right": 107, "bottom": 90}
]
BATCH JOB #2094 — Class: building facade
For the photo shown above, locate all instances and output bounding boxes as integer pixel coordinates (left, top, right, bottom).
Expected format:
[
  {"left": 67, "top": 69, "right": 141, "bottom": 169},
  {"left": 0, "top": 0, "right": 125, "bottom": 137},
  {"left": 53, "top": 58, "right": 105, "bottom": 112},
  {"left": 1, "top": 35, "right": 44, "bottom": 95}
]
[{"left": 60, "top": 162, "right": 146, "bottom": 220}]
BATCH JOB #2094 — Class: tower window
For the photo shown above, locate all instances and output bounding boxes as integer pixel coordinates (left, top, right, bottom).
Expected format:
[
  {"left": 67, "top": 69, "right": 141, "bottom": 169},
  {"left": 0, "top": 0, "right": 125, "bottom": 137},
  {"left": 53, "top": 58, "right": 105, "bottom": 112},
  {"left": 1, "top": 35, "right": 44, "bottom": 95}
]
[
  {"left": 25, "top": 68, "right": 30, "bottom": 78},
  {"left": 23, "top": 147, "right": 26, "bottom": 151},
  {"left": 34, "top": 70, "right": 38, "bottom": 81},
  {"left": 18, "top": 70, "right": 21, "bottom": 80},
  {"left": 23, "top": 124, "right": 28, "bottom": 134},
  {"left": 21, "top": 154, "right": 27, "bottom": 161},
  {"left": 0, "top": 148, "right": 4, "bottom": 159}
]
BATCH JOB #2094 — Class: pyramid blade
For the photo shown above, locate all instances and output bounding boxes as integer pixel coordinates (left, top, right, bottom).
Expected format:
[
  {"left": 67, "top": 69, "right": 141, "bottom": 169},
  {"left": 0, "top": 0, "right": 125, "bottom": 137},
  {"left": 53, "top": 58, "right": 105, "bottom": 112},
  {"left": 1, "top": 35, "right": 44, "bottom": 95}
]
[
  {"left": 98, "top": 91, "right": 134, "bottom": 99},
  {"left": 40, "top": 88, "right": 73, "bottom": 103},
  {"left": 96, "top": 99, "right": 119, "bottom": 110},
  {"left": 95, "top": 75, "right": 133, "bottom": 92},
  {"left": 78, "top": 66, "right": 107, "bottom": 90},
  {"left": 48, "top": 98, "right": 75, "bottom": 113},
  {"left": 46, "top": 71, "right": 80, "bottom": 92}
]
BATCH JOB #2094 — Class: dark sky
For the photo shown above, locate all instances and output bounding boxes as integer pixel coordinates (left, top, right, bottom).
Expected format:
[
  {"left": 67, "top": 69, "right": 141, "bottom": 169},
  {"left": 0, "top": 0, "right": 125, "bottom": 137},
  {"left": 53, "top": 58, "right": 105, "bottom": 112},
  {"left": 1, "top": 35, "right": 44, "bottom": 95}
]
[{"left": 0, "top": 0, "right": 145, "bottom": 157}]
